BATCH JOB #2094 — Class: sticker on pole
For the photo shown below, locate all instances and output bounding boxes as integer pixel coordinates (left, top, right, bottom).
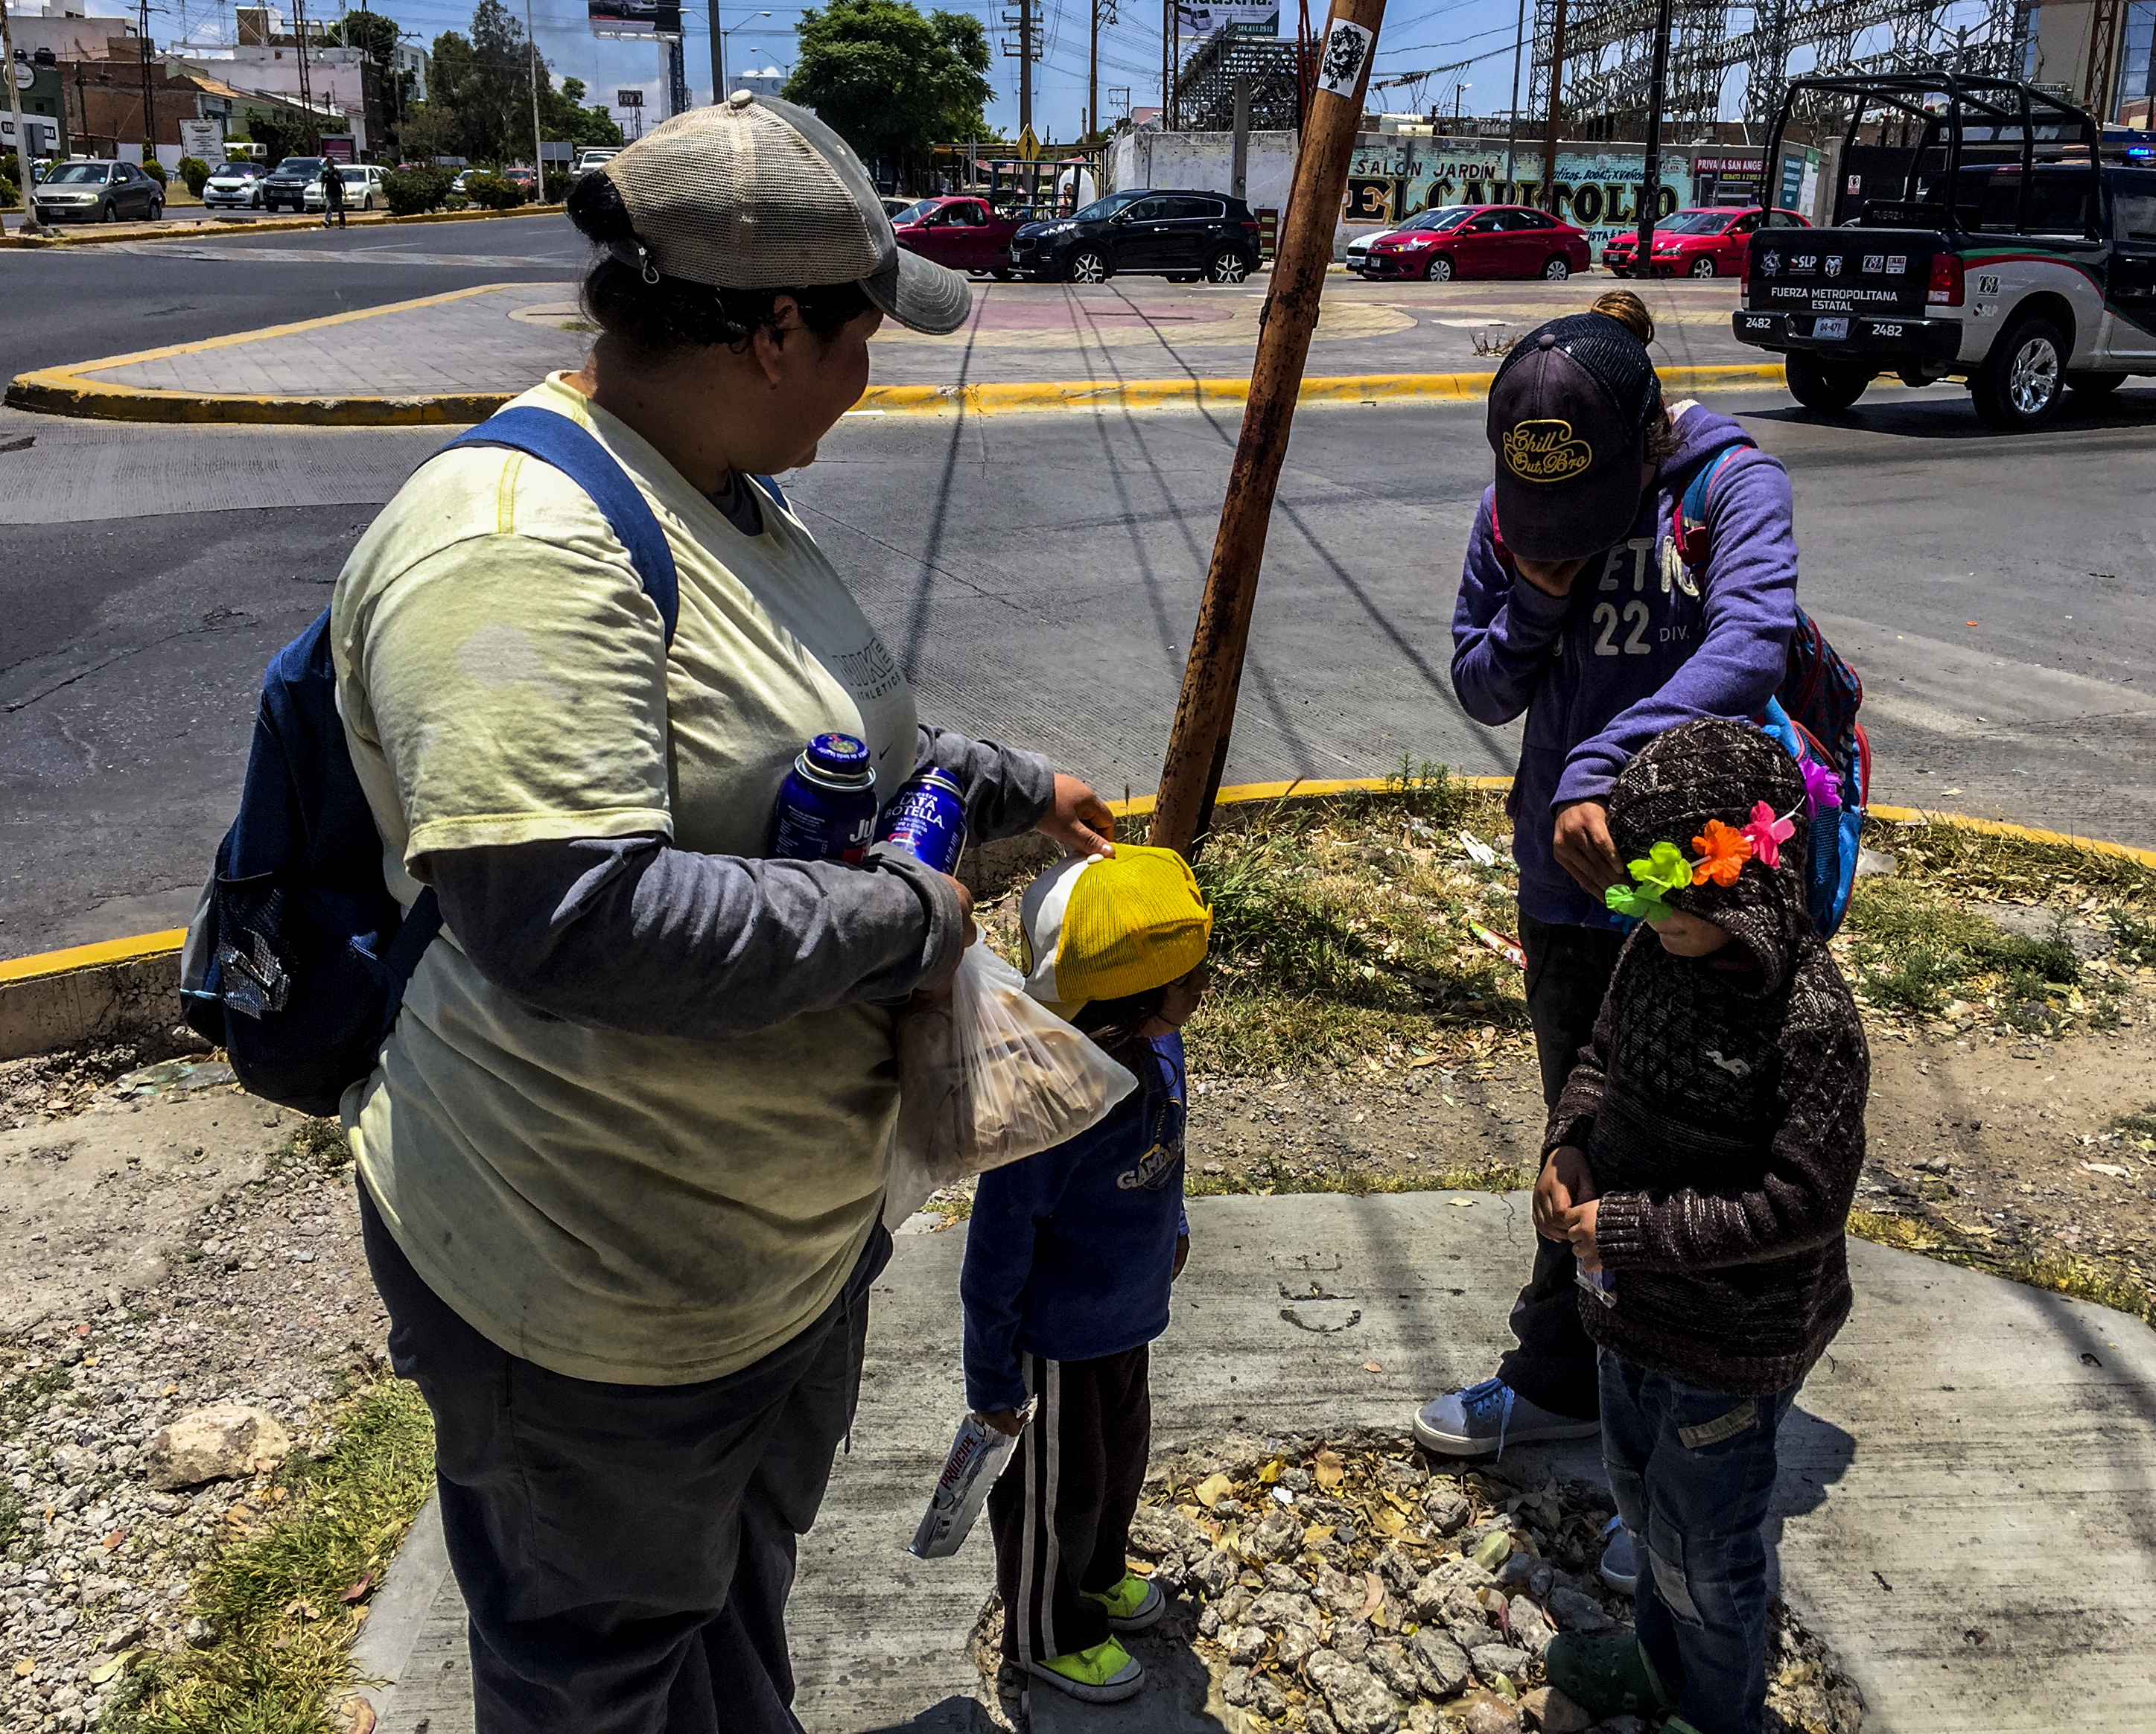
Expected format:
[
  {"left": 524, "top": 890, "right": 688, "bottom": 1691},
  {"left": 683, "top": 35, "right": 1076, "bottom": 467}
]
[{"left": 1317, "top": 18, "right": 1375, "bottom": 97}]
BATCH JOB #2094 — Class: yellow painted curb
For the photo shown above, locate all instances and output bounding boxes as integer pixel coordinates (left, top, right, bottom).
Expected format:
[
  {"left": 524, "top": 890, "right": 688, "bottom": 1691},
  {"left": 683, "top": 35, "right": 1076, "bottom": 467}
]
[
  {"left": 1869, "top": 804, "right": 2156, "bottom": 873},
  {"left": 0, "top": 928, "right": 190, "bottom": 987},
  {"left": 8, "top": 302, "right": 1793, "bottom": 430},
  {"left": 0, "top": 202, "right": 566, "bottom": 250}
]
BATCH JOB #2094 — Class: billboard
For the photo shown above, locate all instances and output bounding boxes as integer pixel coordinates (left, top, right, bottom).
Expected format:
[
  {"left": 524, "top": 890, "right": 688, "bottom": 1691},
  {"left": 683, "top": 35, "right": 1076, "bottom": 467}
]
[
  {"left": 1339, "top": 141, "right": 1693, "bottom": 253},
  {"left": 591, "top": 0, "right": 681, "bottom": 40},
  {"left": 1174, "top": 1, "right": 1280, "bottom": 40}
]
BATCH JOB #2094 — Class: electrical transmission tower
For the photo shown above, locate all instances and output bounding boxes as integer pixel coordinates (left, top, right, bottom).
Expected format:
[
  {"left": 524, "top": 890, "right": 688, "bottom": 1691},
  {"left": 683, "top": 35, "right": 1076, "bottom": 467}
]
[{"left": 1530, "top": 0, "right": 2026, "bottom": 138}]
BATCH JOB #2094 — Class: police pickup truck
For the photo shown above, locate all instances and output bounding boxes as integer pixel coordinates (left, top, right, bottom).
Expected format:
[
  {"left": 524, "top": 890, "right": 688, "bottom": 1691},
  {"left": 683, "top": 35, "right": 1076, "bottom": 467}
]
[{"left": 1732, "top": 72, "right": 2156, "bottom": 431}]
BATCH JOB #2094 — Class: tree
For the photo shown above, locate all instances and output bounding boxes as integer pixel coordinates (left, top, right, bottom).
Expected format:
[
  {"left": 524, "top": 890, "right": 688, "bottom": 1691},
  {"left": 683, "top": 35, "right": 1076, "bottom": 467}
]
[
  {"left": 401, "top": 4, "right": 620, "bottom": 165},
  {"left": 324, "top": 7, "right": 422, "bottom": 146},
  {"left": 785, "top": 1, "right": 993, "bottom": 189}
]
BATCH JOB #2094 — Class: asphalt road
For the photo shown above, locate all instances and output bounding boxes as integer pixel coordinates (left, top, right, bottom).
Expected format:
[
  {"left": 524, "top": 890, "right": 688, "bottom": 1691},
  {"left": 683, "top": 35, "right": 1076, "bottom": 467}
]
[
  {"left": 0, "top": 214, "right": 587, "bottom": 383},
  {"left": 5, "top": 379, "right": 2155, "bottom": 960}
]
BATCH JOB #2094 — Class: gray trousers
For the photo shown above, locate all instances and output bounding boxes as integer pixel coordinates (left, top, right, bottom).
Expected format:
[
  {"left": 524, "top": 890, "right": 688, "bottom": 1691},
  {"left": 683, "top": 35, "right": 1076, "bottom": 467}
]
[{"left": 359, "top": 1179, "right": 888, "bottom": 1734}]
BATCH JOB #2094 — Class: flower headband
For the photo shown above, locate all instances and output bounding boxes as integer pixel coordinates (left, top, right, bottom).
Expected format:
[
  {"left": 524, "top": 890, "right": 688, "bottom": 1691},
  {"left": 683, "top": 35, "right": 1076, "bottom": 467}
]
[{"left": 1604, "top": 768, "right": 1837, "bottom": 922}]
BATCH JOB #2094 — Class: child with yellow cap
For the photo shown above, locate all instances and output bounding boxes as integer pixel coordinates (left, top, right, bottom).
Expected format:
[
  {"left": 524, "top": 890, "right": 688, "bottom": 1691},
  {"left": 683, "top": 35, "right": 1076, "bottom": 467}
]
[{"left": 962, "top": 844, "right": 1213, "bottom": 1706}]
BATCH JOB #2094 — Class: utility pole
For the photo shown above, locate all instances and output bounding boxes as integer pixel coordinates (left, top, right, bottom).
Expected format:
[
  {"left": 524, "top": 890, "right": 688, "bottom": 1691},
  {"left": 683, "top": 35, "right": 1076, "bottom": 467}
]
[
  {"left": 1019, "top": 0, "right": 1031, "bottom": 133},
  {"left": 1538, "top": 0, "right": 1565, "bottom": 211},
  {"left": 293, "top": 0, "right": 317, "bottom": 151},
  {"left": 137, "top": 0, "right": 153, "bottom": 165},
  {"left": 524, "top": 0, "right": 542, "bottom": 182},
  {"left": 1230, "top": 71, "right": 1248, "bottom": 197},
  {"left": 1150, "top": 0, "right": 1386, "bottom": 855},
  {"left": 1501, "top": 0, "right": 1523, "bottom": 197},
  {"left": 1090, "top": 0, "right": 1113, "bottom": 137},
  {"left": 710, "top": 0, "right": 724, "bottom": 103},
  {"left": 2, "top": 0, "right": 51, "bottom": 233},
  {"left": 1634, "top": 0, "right": 1671, "bottom": 272},
  {"left": 666, "top": 36, "right": 687, "bottom": 115}
]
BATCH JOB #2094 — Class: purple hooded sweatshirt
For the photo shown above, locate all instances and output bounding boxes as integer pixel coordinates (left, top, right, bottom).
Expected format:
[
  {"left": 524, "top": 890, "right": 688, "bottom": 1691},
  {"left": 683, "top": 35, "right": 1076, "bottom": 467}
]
[{"left": 1451, "top": 404, "right": 1798, "bottom": 930}]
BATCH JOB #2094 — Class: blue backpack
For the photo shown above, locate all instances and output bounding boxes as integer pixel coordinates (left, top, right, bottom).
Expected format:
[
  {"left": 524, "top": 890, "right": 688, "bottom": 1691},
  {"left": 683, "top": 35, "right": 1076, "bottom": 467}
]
[
  {"left": 1678, "top": 442, "right": 1871, "bottom": 938},
  {"left": 180, "top": 407, "right": 733, "bottom": 1116}
]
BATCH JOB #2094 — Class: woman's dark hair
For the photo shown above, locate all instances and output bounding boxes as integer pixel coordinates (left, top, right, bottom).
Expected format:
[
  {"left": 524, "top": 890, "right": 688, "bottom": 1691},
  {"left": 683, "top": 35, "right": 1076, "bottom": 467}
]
[
  {"left": 568, "top": 170, "right": 873, "bottom": 356},
  {"left": 1071, "top": 984, "right": 1173, "bottom": 1075}
]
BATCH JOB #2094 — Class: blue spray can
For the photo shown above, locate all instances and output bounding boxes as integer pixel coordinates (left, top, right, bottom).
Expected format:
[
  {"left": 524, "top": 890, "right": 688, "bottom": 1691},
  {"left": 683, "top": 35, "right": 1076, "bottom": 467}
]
[
  {"left": 877, "top": 768, "right": 968, "bottom": 874},
  {"left": 772, "top": 733, "right": 880, "bottom": 862}
]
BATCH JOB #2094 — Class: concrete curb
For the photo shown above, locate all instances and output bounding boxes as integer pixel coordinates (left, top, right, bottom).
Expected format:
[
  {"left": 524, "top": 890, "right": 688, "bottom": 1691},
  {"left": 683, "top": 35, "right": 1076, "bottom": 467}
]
[
  {"left": 7, "top": 353, "right": 1794, "bottom": 427},
  {"left": 0, "top": 202, "right": 566, "bottom": 250},
  {"left": 6, "top": 786, "right": 2149, "bottom": 1064}
]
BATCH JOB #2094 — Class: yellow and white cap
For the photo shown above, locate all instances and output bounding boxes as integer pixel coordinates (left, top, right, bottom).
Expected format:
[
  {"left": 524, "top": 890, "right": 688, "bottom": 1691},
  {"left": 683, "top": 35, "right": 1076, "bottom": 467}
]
[{"left": 1018, "top": 845, "right": 1213, "bottom": 1016}]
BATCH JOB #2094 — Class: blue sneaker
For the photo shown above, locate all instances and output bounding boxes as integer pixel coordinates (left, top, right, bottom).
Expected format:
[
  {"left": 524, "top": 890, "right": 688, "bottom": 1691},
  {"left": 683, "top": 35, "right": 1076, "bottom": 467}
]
[
  {"left": 1599, "top": 1516, "right": 1639, "bottom": 1594},
  {"left": 1413, "top": 1377, "right": 1598, "bottom": 1457}
]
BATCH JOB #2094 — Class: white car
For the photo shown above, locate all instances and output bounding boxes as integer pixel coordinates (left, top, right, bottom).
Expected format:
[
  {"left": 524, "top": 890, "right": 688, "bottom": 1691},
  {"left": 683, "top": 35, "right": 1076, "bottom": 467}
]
[
  {"left": 202, "top": 161, "right": 268, "bottom": 208},
  {"left": 331, "top": 165, "right": 386, "bottom": 211},
  {"left": 572, "top": 147, "right": 620, "bottom": 176}
]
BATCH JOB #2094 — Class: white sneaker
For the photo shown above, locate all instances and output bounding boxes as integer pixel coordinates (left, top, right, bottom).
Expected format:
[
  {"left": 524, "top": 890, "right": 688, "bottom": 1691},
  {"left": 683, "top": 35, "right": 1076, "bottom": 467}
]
[
  {"left": 1412, "top": 1377, "right": 1599, "bottom": 1457},
  {"left": 1598, "top": 1516, "right": 1639, "bottom": 1593}
]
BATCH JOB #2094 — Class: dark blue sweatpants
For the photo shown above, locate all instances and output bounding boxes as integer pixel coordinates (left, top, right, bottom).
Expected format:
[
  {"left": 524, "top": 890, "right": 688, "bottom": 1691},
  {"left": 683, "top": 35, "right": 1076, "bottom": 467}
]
[{"left": 359, "top": 1179, "right": 888, "bottom": 1734}]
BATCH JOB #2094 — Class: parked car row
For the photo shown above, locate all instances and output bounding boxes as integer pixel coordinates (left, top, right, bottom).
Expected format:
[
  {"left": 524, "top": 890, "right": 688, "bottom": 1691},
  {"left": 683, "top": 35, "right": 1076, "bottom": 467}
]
[
  {"left": 1603, "top": 205, "right": 1812, "bottom": 276},
  {"left": 1346, "top": 204, "right": 1591, "bottom": 281},
  {"left": 895, "top": 188, "right": 1264, "bottom": 284}
]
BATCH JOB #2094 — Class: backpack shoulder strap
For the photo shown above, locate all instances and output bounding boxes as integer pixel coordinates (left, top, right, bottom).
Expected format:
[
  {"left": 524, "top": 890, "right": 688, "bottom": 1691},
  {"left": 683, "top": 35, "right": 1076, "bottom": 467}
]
[
  {"left": 438, "top": 405, "right": 680, "bottom": 646},
  {"left": 1676, "top": 439, "right": 1756, "bottom": 568}
]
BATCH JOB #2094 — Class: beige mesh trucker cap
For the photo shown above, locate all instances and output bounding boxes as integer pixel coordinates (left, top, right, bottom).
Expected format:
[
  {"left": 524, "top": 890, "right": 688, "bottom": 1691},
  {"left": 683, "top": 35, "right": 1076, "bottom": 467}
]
[{"left": 602, "top": 89, "right": 972, "bottom": 337}]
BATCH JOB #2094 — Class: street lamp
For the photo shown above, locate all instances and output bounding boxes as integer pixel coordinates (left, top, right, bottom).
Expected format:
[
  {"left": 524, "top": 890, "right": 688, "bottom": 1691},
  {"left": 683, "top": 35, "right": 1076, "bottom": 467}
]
[
  {"left": 1454, "top": 82, "right": 1470, "bottom": 127},
  {"left": 710, "top": 5, "right": 770, "bottom": 103}
]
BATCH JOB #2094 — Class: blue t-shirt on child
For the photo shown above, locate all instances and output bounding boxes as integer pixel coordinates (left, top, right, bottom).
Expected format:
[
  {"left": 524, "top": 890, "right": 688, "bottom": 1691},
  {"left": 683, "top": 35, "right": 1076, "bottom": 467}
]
[{"left": 961, "top": 1032, "right": 1189, "bottom": 1415}]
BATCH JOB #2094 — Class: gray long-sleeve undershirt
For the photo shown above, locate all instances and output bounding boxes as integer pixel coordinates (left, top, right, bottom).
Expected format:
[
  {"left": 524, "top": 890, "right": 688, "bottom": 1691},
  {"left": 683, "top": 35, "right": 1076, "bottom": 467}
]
[{"left": 424, "top": 727, "right": 1056, "bottom": 1042}]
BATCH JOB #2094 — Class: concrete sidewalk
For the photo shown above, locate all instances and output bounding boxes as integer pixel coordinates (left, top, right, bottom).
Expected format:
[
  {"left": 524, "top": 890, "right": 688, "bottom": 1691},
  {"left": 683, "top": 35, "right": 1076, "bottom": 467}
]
[
  {"left": 348, "top": 1191, "right": 2156, "bottom": 1734},
  {"left": 4, "top": 275, "right": 1777, "bottom": 424}
]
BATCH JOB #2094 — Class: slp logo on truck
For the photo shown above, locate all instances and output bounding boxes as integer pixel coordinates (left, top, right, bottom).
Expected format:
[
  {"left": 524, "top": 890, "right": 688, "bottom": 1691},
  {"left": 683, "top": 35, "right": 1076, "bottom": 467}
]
[{"left": 1502, "top": 419, "right": 1594, "bottom": 482}]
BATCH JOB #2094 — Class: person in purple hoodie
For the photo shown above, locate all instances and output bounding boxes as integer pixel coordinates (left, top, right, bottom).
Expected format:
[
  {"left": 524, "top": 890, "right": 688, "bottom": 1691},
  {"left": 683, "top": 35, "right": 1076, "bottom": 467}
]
[{"left": 1413, "top": 295, "right": 1800, "bottom": 1538}]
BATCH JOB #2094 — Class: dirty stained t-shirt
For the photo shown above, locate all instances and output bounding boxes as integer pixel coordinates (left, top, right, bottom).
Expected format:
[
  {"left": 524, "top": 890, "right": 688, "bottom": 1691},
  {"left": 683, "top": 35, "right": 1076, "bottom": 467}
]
[{"left": 331, "top": 373, "right": 920, "bottom": 1386}]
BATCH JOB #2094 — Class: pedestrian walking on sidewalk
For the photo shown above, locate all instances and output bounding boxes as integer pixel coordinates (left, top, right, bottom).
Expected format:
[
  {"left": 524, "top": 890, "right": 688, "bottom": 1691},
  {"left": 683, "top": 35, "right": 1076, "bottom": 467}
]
[
  {"left": 1415, "top": 292, "right": 1804, "bottom": 1568},
  {"left": 334, "top": 93, "right": 1118, "bottom": 1734},
  {"left": 964, "top": 847, "right": 1212, "bottom": 1706},
  {"left": 1534, "top": 716, "right": 1868, "bottom": 1734},
  {"left": 320, "top": 162, "right": 346, "bottom": 228}
]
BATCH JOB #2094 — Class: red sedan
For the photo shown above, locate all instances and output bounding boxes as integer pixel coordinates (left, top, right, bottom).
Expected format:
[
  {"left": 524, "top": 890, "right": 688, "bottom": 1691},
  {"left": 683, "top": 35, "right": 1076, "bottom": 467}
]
[
  {"left": 1602, "top": 206, "right": 1810, "bottom": 278},
  {"left": 1358, "top": 204, "right": 1591, "bottom": 281},
  {"left": 891, "top": 194, "right": 1033, "bottom": 279}
]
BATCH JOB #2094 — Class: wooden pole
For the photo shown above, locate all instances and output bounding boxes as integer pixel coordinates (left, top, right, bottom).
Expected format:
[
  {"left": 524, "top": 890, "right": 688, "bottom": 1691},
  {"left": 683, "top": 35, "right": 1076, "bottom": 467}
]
[
  {"left": 1634, "top": 0, "right": 1672, "bottom": 268},
  {"left": 1148, "top": 0, "right": 1384, "bottom": 858}
]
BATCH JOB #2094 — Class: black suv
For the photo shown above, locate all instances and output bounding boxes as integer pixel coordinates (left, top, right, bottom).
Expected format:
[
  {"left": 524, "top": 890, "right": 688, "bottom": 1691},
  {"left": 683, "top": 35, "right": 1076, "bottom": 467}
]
[
  {"left": 1010, "top": 189, "right": 1263, "bottom": 284},
  {"left": 261, "top": 156, "right": 331, "bottom": 213}
]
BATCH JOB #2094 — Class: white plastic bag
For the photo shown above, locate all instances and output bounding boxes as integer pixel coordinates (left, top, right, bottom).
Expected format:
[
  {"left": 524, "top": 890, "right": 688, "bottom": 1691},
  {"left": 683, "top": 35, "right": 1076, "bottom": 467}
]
[{"left": 883, "top": 943, "right": 1137, "bottom": 1228}]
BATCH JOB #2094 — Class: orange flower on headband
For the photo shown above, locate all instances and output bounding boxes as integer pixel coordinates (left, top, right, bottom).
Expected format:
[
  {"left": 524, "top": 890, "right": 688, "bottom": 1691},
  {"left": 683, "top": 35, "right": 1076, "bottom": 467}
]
[{"left": 1691, "top": 820, "right": 1755, "bottom": 887}]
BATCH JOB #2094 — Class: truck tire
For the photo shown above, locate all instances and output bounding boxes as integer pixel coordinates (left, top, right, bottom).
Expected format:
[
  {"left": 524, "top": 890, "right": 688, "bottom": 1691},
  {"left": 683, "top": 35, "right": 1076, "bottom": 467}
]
[
  {"left": 1785, "top": 351, "right": 1872, "bottom": 412},
  {"left": 2066, "top": 371, "right": 2125, "bottom": 398},
  {"left": 1972, "top": 315, "right": 2065, "bottom": 431}
]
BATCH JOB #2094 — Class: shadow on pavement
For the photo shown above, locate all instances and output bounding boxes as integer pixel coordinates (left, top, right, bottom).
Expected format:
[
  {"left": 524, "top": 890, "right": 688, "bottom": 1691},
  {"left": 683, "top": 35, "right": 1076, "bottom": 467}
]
[{"left": 1748, "top": 387, "right": 2156, "bottom": 441}]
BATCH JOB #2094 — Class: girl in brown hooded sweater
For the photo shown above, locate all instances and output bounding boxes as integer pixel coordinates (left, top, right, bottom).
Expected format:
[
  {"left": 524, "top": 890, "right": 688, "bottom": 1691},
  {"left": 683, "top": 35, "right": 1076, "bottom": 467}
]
[{"left": 1535, "top": 717, "right": 1869, "bottom": 1734}]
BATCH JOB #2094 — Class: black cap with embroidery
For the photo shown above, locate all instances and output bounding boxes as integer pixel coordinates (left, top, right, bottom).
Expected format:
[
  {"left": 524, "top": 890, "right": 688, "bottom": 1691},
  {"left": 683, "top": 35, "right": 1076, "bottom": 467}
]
[{"left": 1486, "top": 311, "right": 1663, "bottom": 562}]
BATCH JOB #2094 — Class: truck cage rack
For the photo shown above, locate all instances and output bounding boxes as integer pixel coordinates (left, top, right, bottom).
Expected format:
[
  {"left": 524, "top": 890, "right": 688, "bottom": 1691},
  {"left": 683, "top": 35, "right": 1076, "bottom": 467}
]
[{"left": 1764, "top": 73, "right": 2104, "bottom": 243}]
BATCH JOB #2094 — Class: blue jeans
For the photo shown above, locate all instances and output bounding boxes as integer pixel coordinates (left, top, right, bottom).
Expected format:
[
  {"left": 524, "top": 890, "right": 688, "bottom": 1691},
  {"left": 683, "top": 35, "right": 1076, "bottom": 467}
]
[{"left": 1598, "top": 1351, "right": 1800, "bottom": 1734}]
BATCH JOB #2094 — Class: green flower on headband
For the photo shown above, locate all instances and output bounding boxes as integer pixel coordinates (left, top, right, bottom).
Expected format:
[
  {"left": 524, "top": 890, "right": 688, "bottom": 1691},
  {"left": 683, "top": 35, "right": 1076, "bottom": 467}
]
[
  {"left": 1629, "top": 841, "right": 1696, "bottom": 897},
  {"left": 1605, "top": 881, "right": 1670, "bottom": 922}
]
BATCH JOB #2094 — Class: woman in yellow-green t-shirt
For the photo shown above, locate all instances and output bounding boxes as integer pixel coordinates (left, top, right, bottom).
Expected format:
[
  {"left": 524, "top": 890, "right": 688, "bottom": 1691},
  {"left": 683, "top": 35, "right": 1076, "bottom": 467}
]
[{"left": 333, "top": 96, "right": 1116, "bottom": 1733}]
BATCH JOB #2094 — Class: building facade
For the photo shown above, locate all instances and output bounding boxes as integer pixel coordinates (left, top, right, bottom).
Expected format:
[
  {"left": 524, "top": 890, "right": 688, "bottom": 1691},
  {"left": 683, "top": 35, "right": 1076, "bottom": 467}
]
[{"left": 2026, "top": 0, "right": 2156, "bottom": 128}]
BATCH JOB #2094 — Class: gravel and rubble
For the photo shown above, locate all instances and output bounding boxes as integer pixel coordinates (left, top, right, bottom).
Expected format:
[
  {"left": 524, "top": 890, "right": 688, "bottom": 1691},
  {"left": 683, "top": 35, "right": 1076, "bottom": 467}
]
[
  {"left": 0, "top": 1071, "right": 384, "bottom": 1734},
  {"left": 1070, "top": 1428, "right": 1866, "bottom": 1734}
]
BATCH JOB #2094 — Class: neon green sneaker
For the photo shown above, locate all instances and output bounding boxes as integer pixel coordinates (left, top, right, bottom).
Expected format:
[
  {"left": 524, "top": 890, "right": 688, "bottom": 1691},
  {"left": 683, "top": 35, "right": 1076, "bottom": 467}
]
[
  {"left": 1542, "top": 1629, "right": 1673, "bottom": 1719},
  {"left": 1083, "top": 1570, "right": 1166, "bottom": 1631},
  {"left": 1029, "top": 1636, "right": 1145, "bottom": 1703}
]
